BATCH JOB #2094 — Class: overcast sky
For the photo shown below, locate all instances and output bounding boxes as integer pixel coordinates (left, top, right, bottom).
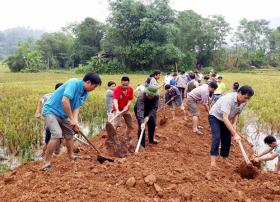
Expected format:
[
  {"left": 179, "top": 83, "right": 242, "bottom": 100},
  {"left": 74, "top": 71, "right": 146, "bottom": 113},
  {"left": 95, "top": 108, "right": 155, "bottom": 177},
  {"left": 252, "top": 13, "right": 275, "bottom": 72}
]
[{"left": 0, "top": 0, "right": 279, "bottom": 32}]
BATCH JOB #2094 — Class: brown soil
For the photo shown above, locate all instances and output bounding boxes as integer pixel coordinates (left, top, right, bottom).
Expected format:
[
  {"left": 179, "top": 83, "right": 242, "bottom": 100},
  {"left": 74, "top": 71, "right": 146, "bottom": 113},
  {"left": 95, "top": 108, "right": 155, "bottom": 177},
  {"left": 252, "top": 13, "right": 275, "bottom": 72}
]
[
  {"left": 1, "top": 105, "right": 280, "bottom": 202},
  {"left": 238, "top": 162, "right": 258, "bottom": 179}
]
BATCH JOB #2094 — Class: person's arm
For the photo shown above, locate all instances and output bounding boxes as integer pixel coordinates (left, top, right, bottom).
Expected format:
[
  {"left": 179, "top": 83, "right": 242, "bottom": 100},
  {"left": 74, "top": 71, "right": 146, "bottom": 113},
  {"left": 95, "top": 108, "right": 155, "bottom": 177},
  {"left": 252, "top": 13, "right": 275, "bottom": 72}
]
[
  {"left": 123, "top": 100, "right": 132, "bottom": 112},
  {"left": 136, "top": 94, "right": 145, "bottom": 124},
  {"left": 35, "top": 99, "right": 44, "bottom": 120},
  {"left": 255, "top": 152, "right": 278, "bottom": 162},
  {"left": 147, "top": 96, "right": 159, "bottom": 120},
  {"left": 123, "top": 88, "right": 134, "bottom": 111},
  {"left": 231, "top": 114, "right": 239, "bottom": 130},
  {"left": 201, "top": 91, "right": 210, "bottom": 112},
  {"left": 113, "top": 87, "right": 120, "bottom": 113},
  {"left": 113, "top": 99, "right": 119, "bottom": 113},
  {"left": 223, "top": 112, "right": 239, "bottom": 140},
  {"left": 73, "top": 108, "right": 80, "bottom": 123},
  {"left": 62, "top": 96, "right": 74, "bottom": 121},
  {"left": 255, "top": 147, "right": 274, "bottom": 158}
]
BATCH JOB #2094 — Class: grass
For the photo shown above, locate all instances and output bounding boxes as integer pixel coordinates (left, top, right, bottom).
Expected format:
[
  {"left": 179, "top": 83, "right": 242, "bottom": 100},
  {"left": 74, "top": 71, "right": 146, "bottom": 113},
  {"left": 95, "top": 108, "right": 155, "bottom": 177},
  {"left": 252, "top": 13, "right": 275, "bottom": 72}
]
[
  {"left": 0, "top": 64, "right": 280, "bottom": 161},
  {"left": 222, "top": 70, "right": 280, "bottom": 132}
]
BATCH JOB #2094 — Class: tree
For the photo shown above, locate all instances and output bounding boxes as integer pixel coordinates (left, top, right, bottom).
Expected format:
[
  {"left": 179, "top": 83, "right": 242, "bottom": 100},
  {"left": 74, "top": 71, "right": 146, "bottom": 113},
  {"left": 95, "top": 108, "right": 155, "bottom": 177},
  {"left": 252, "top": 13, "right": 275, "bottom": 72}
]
[
  {"left": 37, "top": 32, "right": 74, "bottom": 68},
  {"left": 5, "top": 38, "right": 44, "bottom": 72},
  {"left": 233, "top": 19, "right": 271, "bottom": 52},
  {"left": 175, "top": 11, "right": 230, "bottom": 67},
  {"left": 269, "top": 27, "right": 280, "bottom": 66},
  {"left": 70, "top": 18, "right": 105, "bottom": 64},
  {"left": 103, "top": 0, "right": 181, "bottom": 71}
]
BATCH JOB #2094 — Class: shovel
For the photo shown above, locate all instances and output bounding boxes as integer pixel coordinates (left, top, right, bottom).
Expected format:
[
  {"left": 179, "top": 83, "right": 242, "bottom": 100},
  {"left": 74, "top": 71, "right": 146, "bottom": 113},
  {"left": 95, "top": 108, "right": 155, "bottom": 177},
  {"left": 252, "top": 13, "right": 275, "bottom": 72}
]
[
  {"left": 135, "top": 123, "right": 146, "bottom": 153},
  {"left": 78, "top": 130, "right": 114, "bottom": 163},
  {"left": 236, "top": 137, "right": 257, "bottom": 179}
]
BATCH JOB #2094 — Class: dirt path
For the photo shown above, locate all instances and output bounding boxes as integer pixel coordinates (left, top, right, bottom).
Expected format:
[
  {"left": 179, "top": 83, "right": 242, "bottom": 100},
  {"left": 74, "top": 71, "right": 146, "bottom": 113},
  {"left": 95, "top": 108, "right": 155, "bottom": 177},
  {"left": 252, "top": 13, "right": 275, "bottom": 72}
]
[{"left": 1, "top": 106, "right": 280, "bottom": 202}]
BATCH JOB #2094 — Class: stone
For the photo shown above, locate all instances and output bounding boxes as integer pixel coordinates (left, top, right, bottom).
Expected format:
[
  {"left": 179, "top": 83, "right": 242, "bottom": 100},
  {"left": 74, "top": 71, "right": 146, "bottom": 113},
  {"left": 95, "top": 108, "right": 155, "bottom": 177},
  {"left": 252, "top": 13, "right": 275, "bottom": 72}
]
[
  {"left": 205, "top": 172, "right": 212, "bottom": 181},
  {"left": 126, "top": 177, "right": 136, "bottom": 187},
  {"left": 144, "top": 174, "right": 157, "bottom": 186},
  {"left": 166, "top": 184, "right": 177, "bottom": 190},
  {"left": 154, "top": 183, "right": 163, "bottom": 197}
]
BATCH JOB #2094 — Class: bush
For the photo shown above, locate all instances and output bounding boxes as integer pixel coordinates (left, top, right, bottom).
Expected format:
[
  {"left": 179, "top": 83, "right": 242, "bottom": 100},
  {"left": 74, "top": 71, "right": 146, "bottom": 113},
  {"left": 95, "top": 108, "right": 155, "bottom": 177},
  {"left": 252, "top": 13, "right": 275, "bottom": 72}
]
[{"left": 75, "top": 55, "right": 125, "bottom": 74}]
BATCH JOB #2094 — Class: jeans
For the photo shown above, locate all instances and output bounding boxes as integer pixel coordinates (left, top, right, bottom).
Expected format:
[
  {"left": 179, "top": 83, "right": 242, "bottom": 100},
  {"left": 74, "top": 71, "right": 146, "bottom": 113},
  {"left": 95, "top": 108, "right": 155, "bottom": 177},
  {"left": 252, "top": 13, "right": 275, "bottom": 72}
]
[
  {"left": 209, "top": 115, "right": 232, "bottom": 157},
  {"left": 136, "top": 116, "right": 156, "bottom": 147}
]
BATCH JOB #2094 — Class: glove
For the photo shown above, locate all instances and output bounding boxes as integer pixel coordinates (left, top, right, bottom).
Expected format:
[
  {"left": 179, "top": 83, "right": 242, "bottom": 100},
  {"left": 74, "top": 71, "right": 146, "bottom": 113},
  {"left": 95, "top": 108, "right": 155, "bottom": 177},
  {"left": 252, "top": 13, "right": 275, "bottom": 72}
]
[{"left": 141, "top": 123, "right": 145, "bottom": 130}]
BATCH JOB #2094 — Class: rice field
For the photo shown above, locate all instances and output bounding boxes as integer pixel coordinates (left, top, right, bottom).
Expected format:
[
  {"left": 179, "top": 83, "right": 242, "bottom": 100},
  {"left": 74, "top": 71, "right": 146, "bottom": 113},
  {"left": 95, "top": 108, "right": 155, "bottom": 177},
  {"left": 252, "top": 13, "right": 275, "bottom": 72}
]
[{"left": 0, "top": 64, "right": 280, "bottom": 162}]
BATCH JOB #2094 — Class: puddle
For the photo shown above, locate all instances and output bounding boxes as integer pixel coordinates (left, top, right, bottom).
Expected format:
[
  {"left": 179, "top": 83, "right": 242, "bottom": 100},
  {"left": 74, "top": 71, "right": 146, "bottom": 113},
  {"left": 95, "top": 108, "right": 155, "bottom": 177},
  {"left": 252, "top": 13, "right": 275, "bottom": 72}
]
[{"left": 242, "top": 110, "right": 279, "bottom": 171}]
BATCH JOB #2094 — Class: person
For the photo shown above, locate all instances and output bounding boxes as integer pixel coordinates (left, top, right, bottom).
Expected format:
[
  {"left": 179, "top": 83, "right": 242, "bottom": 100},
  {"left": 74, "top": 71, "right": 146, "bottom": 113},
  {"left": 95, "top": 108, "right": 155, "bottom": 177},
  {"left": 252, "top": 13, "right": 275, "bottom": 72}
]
[
  {"left": 144, "top": 73, "right": 154, "bottom": 87},
  {"left": 184, "top": 72, "right": 192, "bottom": 83},
  {"left": 186, "top": 72, "right": 199, "bottom": 94},
  {"left": 176, "top": 71, "right": 187, "bottom": 100},
  {"left": 194, "top": 70, "right": 203, "bottom": 83},
  {"left": 164, "top": 72, "right": 172, "bottom": 86},
  {"left": 105, "top": 81, "right": 116, "bottom": 121},
  {"left": 253, "top": 135, "right": 280, "bottom": 173},
  {"left": 200, "top": 75, "right": 210, "bottom": 85},
  {"left": 113, "top": 76, "right": 134, "bottom": 135},
  {"left": 209, "top": 85, "right": 254, "bottom": 167},
  {"left": 216, "top": 76, "right": 226, "bottom": 95},
  {"left": 41, "top": 72, "right": 102, "bottom": 171},
  {"left": 169, "top": 73, "right": 177, "bottom": 86},
  {"left": 149, "top": 70, "right": 163, "bottom": 89},
  {"left": 164, "top": 84, "right": 188, "bottom": 120},
  {"left": 135, "top": 83, "right": 145, "bottom": 97},
  {"left": 187, "top": 81, "right": 218, "bottom": 135},
  {"left": 35, "top": 82, "right": 63, "bottom": 157},
  {"left": 232, "top": 82, "right": 239, "bottom": 92},
  {"left": 209, "top": 73, "right": 217, "bottom": 82},
  {"left": 212, "top": 76, "right": 226, "bottom": 104},
  {"left": 134, "top": 86, "right": 160, "bottom": 147}
]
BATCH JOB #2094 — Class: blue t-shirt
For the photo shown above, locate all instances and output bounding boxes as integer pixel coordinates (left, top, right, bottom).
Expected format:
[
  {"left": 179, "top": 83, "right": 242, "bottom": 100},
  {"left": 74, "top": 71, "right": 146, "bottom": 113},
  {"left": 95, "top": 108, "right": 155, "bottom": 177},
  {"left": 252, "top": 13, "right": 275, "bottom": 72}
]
[
  {"left": 170, "top": 79, "right": 176, "bottom": 86},
  {"left": 42, "top": 79, "right": 88, "bottom": 119}
]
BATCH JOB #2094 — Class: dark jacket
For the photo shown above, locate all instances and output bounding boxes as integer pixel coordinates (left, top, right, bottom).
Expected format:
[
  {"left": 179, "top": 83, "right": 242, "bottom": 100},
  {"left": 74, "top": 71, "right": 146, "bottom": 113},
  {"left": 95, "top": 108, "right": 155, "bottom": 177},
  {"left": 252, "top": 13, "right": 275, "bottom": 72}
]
[{"left": 134, "top": 92, "right": 159, "bottom": 124}]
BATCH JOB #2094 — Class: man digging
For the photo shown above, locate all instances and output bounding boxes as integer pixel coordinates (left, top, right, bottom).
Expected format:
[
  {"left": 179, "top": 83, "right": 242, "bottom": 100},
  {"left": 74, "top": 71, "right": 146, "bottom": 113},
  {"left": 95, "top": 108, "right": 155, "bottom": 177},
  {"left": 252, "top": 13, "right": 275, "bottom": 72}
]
[
  {"left": 112, "top": 76, "right": 134, "bottom": 136},
  {"left": 41, "top": 72, "right": 102, "bottom": 171},
  {"left": 187, "top": 81, "right": 218, "bottom": 135},
  {"left": 134, "top": 86, "right": 160, "bottom": 148},
  {"left": 209, "top": 86, "right": 254, "bottom": 167},
  {"left": 164, "top": 84, "right": 187, "bottom": 121}
]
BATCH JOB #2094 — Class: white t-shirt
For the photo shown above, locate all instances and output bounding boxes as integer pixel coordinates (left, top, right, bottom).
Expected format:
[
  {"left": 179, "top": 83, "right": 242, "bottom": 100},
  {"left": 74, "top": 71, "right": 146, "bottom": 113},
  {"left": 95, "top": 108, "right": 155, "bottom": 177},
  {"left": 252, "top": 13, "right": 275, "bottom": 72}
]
[
  {"left": 136, "top": 85, "right": 145, "bottom": 93},
  {"left": 164, "top": 75, "right": 171, "bottom": 85}
]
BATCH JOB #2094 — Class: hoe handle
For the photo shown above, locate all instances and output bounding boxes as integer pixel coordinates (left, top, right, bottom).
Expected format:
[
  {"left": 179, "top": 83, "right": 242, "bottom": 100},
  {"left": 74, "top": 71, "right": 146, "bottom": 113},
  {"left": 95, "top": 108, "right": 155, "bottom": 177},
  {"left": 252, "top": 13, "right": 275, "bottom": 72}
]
[
  {"left": 108, "top": 110, "right": 125, "bottom": 123},
  {"left": 237, "top": 139, "right": 251, "bottom": 165},
  {"left": 79, "top": 130, "right": 101, "bottom": 155},
  {"left": 158, "top": 96, "right": 176, "bottom": 112},
  {"left": 135, "top": 124, "right": 146, "bottom": 153}
]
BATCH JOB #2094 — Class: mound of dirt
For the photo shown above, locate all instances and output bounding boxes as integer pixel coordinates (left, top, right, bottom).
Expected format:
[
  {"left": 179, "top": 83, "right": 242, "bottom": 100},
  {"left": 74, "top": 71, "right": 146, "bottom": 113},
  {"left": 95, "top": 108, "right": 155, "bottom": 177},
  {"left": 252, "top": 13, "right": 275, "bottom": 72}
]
[{"left": 1, "top": 105, "right": 280, "bottom": 202}]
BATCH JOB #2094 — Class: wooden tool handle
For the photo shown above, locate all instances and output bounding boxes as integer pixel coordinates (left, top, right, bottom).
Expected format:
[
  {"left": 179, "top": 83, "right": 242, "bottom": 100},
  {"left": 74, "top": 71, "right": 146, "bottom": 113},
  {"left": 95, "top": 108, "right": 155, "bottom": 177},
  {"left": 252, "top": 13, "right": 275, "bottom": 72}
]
[
  {"left": 237, "top": 139, "right": 251, "bottom": 164},
  {"left": 79, "top": 130, "right": 101, "bottom": 155},
  {"left": 108, "top": 110, "right": 124, "bottom": 123},
  {"left": 135, "top": 124, "right": 146, "bottom": 153}
]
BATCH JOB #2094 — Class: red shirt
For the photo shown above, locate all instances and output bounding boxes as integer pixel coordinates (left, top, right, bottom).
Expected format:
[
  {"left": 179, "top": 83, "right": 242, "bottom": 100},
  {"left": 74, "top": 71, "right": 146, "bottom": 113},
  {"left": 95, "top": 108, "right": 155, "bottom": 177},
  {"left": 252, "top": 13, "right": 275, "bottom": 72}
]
[{"left": 112, "top": 85, "right": 134, "bottom": 111}]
